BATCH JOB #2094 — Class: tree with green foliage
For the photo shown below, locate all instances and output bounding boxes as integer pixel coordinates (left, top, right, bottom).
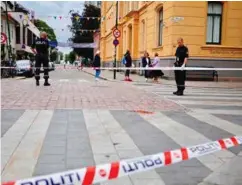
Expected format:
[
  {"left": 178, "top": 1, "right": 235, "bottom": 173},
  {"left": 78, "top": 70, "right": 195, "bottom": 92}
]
[
  {"left": 68, "top": 4, "right": 100, "bottom": 60},
  {"left": 50, "top": 51, "right": 58, "bottom": 62},
  {"left": 34, "top": 19, "right": 57, "bottom": 41},
  {"left": 68, "top": 51, "right": 76, "bottom": 64}
]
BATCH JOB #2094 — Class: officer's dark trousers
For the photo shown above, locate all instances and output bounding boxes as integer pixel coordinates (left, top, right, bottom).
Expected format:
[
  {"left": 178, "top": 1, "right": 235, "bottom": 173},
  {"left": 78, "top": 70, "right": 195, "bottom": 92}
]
[
  {"left": 35, "top": 53, "right": 49, "bottom": 81},
  {"left": 175, "top": 70, "right": 186, "bottom": 92}
]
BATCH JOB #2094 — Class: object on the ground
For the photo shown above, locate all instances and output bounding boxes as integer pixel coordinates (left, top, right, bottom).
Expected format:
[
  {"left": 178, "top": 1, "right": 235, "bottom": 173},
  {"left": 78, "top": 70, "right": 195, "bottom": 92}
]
[
  {"left": 186, "top": 66, "right": 218, "bottom": 81},
  {"left": 133, "top": 110, "right": 154, "bottom": 114},
  {"left": 3, "top": 136, "right": 241, "bottom": 185}
]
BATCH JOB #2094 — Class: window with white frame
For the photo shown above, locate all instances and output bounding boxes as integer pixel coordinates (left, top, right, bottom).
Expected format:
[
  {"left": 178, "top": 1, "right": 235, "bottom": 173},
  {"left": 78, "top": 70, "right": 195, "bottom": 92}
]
[
  {"left": 158, "top": 9, "right": 163, "bottom": 46},
  {"left": 206, "top": 2, "right": 223, "bottom": 44}
]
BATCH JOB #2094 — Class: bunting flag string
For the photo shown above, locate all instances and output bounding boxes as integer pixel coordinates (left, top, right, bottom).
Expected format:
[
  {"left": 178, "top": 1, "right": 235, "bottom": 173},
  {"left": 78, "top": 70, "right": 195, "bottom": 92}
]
[
  {"left": 15, "top": 13, "right": 119, "bottom": 21},
  {"left": 12, "top": 12, "right": 121, "bottom": 23},
  {"left": 34, "top": 27, "right": 99, "bottom": 32},
  {"left": 16, "top": 14, "right": 103, "bottom": 20}
]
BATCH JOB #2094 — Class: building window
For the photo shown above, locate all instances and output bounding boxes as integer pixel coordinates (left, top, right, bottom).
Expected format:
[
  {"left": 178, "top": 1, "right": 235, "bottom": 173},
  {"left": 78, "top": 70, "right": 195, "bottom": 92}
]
[
  {"left": 133, "top": 2, "right": 138, "bottom": 10},
  {"left": 128, "top": 25, "right": 132, "bottom": 51},
  {"left": 141, "top": 20, "right": 146, "bottom": 51},
  {"left": 128, "top": 2, "right": 131, "bottom": 12},
  {"left": 206, "top": 2, "right": 223, "bottom": 44},
  {"left": 158, "top": 9, "right": 163, "bottom": 46}
]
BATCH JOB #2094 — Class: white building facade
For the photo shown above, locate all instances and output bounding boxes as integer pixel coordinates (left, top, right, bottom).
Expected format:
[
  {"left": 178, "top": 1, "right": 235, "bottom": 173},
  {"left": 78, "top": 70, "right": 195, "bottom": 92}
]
[
  {"left": 1, "top": 1, "right": 17, "bottom": 60},
  {"left": 1, "top": 1, "right": 40, "bottom": 61}
]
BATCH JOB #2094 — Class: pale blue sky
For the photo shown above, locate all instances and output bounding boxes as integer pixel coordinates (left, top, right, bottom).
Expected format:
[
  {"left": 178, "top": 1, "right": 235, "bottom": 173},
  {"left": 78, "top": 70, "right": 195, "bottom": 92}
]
[{"left": 20, "top": 1, "right": 84, "bottom": 54}]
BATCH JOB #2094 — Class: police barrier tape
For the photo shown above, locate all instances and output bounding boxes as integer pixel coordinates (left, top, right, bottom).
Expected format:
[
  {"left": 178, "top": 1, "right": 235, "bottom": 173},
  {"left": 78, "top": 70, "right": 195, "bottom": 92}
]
[
  {"left": 1, "top": 66, "right": 242, "bottom": 71},
  {"left": 2, "top": 136, "right": 242, "bottom": 185}
]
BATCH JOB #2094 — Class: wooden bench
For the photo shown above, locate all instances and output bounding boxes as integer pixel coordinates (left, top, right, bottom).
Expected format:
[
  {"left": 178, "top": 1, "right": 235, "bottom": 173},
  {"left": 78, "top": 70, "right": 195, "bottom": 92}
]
[{"left": 186, "top": 66, "right": 218, "bottom": 81}]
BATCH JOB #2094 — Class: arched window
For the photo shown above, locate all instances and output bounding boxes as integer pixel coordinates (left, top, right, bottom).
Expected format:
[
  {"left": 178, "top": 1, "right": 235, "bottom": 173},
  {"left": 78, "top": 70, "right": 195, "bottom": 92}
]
[
  {"left": 206, "top": 2, "right": 223, "bottom": 44},
  {"left": 158, "top": 9, "right": 163, "bottom": 46}
]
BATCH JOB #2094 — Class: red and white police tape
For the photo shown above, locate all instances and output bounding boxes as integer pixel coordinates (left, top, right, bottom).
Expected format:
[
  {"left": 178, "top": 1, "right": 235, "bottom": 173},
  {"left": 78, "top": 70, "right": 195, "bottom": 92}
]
[
  {"left": 1, "top": 66, "right": 242, "bottom": 71},
  {"left": 2, "top": 136, "right": 242, "bottom": 185}
]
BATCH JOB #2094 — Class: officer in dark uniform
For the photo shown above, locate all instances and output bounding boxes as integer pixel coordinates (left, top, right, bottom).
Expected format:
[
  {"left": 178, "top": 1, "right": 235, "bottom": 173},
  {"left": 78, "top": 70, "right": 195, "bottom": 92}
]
[
  {"left": 174, "top": 37, "right": 189, "bottom": 96},
  {"left": 32, "top": 32, "right": 50, "bottom": 86}
]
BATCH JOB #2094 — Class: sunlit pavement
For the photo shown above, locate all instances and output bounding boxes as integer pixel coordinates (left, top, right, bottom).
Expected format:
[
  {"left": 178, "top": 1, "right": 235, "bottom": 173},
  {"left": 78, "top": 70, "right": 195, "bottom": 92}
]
[{"left": 1, "top": 68, "right": 242, "bottom": 185}]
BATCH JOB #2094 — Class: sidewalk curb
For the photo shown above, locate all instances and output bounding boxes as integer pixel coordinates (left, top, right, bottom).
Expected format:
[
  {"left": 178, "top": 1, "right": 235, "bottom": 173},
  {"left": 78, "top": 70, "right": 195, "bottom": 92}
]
[
  {"left": 82, "top": 70, "right": 242, "bottom": 89},
  {"left": 82, "top": 70, "right": 108, "bottom": 81}
]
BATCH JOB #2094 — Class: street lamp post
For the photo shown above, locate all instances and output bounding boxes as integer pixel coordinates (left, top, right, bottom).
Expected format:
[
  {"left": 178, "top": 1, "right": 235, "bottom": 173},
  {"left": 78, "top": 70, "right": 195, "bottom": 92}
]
[{"left": 113, "top": 1, "right": 118, "bottom": 80}]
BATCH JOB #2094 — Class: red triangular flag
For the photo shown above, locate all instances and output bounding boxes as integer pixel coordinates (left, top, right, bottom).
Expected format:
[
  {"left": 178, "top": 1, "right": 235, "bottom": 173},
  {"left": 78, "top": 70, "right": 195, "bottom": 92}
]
[{"left": 59, "top": 16, "right": 62, "bottom": 20}]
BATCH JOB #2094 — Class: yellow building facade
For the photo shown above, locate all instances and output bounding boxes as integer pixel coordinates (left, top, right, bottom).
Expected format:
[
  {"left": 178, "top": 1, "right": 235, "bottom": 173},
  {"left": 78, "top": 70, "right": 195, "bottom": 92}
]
[{"left": 100, "top": 1, "right": 242, "bottom": 79}]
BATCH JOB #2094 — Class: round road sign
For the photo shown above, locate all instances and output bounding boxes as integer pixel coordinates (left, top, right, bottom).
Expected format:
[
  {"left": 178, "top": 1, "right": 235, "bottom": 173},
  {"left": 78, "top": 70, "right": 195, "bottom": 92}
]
[
  {"left": 113, "top": 29, "right": 121, "bottom": 38},
  {"left": 1, "top": 32, "right": 7, "bottom": 44},
  {"left": 113, "top": 39, "right": 119, "bottom": 46}
]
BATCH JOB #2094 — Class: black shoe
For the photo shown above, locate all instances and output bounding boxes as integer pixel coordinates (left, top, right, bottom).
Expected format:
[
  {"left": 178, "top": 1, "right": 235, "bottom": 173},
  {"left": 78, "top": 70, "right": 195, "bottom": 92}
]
[
  {"left": 36, "top": 80, "right": 39, "bottom": 86},
  {"left": 173, "top": 91, "right": 178, "bottom": 95},
  {"left": 44, "top": 82, "right": 50, "bottom": 86},
  {"left": 176, "top": 91, "right": 184, "bottom": 96}
]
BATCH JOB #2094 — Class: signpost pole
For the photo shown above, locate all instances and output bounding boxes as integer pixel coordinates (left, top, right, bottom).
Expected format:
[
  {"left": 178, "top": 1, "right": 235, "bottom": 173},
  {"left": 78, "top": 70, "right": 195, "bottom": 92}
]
[
  {"left": 5, "top": 2, "right": 12, "bottom": 60},
  {"left": 113, "top": 1, "right": 118, "bottom": 80}
]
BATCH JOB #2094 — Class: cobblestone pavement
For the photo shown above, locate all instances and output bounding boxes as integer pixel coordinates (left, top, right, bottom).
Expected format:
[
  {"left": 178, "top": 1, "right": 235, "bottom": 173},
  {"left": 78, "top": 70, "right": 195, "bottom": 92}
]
[
  {"left": 1, "top": 70, "right": 181, "bottom": 111},
  {"left": 1, "top": 69, "right": 242, "bottom": 185}
]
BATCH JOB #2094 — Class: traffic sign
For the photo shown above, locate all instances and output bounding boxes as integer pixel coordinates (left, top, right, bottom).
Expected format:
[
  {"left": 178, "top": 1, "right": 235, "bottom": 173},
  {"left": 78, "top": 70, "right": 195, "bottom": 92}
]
[
  {"left": 1, "top": 32, "right": 7, "bottom": 44},
  {"left": 113, "top": 29, "right": 121, "bottom": 38},
  {"left": 113, "top": 39, "right": 119, "bottom": 46}
]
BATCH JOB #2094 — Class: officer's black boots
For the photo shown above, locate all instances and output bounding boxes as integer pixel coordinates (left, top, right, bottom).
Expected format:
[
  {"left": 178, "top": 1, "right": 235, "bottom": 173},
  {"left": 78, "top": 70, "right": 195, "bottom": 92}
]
[
  {"left": 173, "top": 90, "right": 183, "bottom": 96},
  {"left": 173, "top": 91, "right": 178, "bottom": 95},
  {"left": 36, "top": 80, "right": 40, "bottom": 86},
  {"left": 176, "top": 91, "right": 184, "bottom": 96},
  {"left": 44, "top": 79, "right": 50, "bottom": 86}
]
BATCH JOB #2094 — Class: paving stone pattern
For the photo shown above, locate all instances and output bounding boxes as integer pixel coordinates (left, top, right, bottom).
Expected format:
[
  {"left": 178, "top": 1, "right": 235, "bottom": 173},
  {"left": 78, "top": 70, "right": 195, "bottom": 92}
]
[{"left": 1, "top": 109, "right": 242, "bottom": 185}]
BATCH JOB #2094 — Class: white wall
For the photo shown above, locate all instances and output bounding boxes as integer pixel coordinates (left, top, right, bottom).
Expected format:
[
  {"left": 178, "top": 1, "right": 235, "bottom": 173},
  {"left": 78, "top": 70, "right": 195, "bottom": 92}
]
[{"left": 1, "top": 17, "right": 17, "bottom": 58}]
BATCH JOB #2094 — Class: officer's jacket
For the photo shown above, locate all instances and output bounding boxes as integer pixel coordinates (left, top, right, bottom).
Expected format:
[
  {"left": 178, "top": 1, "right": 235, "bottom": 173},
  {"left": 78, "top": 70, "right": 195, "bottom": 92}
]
[
  {"left": 32, "top": 38, "right": 49, "bottom": 54},
  {"left": 175, "top": 45, "right": 189, "bottom": 66}
]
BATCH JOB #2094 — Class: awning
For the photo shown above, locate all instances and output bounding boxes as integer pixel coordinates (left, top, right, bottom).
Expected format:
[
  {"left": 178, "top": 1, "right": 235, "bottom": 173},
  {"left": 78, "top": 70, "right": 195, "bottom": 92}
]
[
  {"left": 16, "top": 44, "right": 35, "bottom": 54},
  {"left": 8, "top": 12, "right": 40, "bottom": 37}
]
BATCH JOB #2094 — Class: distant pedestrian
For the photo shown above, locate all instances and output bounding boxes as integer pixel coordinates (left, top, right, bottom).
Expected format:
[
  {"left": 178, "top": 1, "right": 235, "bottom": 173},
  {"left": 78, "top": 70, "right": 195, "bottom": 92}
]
[
  {"left": 174, "top": 37, "right": 189, "bottom": 96},
  {"left": 142, "top": 51, "right": 151, "bottom": 82},
  {"left": 93, "top": 50, "right": 101, "bottom": 81},
  {"left": 123, "top": 50, "right": 132, "bottom": 82},
  {"left": 151, "top": 53, "right": 164, "bottom": 83}
]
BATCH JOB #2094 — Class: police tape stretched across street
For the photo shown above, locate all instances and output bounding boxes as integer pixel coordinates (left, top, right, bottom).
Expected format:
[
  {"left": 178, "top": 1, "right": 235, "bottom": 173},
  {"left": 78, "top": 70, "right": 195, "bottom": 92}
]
[
  {"left": 1, "top": 66, "right": 242, "bottom": 71},
  {"left": 2, "top": 136, "right": 242, "bottom": 185}
]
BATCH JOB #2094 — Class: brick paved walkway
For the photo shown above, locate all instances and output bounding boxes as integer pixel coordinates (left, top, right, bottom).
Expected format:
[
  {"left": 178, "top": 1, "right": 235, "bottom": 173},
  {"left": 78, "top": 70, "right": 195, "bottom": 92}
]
[
  {"left": 2, "top": 70, "right": 242, "bottom": 185},
  {"left": 1, "top": 78, "right": 182, "bottom": 111}
]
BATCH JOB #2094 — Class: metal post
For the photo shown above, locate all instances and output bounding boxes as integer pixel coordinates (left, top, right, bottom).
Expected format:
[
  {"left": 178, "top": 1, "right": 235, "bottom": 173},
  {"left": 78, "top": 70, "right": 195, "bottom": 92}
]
[
  {"left": 113, "top": 1, "right": 118, "bottom": 80},
  {"left": 5, "top": 2, "right": 12, "bottom": 59}
]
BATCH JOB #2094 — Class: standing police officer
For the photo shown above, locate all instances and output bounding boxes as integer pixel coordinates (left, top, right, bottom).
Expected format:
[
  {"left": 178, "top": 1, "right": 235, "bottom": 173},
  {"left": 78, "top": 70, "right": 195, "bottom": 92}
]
[
  {"left": 32, "top": 32, "right": 50, "bottom": 86},
  {"left": 174, "top": 38, "right": 189, "bottom": 96}
]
